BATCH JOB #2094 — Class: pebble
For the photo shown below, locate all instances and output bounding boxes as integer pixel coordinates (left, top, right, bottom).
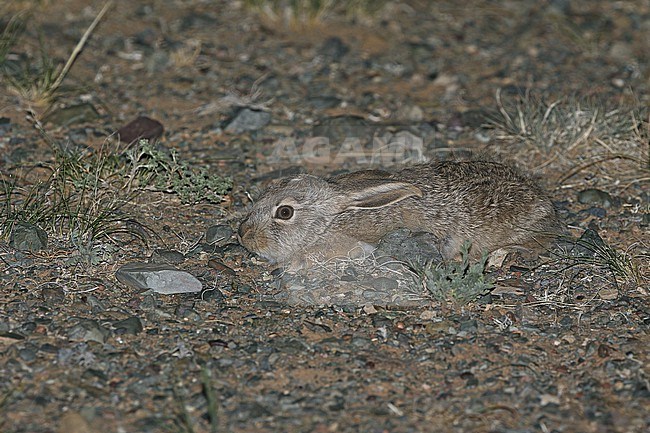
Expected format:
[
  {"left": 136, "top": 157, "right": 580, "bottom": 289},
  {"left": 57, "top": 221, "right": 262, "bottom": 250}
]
[
  {"left": 175, "top": 305, "right": 202, "bottom": 322},
  {"left": 577, "top": 189, "right": 613, "bottom": 208},
  {"left": 585, "top": 207, "right": 607, "bottom": 218},
  {"left": 68, "top": 319, "right": 110, "bottom": 343},
  {"left": 116, "top": 116, "right": 165, "bottom": 144},
  {"left": 113, "top": 316, "right": 144, "bottom": 335},
  {"left": 319, "top": 36, "right": 349, "bottom": 60},
  {"left": 205, "top": 224, "right": 234, "bottom": 245},
  {"left": 10, "top": 222, "right": 48, "bottom": 251},
  {"left": 200, "top": 287, "right": 225, "bottom": 302},
  {"left": 0, "top": 116, "right": 11, "bottom": 136},
  {"left": 19, "top": 346, "right": 37, "bottom": 362},
  {"left": 152, "top": 249, "right": 186, "bottom": 265},
  {"left": 225, "top": 108, "right": 271, "bottom": 134},
  {"left": 115, "top": 262, "right": 202, "bottom": 294},
  {"left": 41, "top": 286, "right": 65, "bottom": 303},
  {"left": 207, "top": 259, "right": 236, "bottom": 276}
]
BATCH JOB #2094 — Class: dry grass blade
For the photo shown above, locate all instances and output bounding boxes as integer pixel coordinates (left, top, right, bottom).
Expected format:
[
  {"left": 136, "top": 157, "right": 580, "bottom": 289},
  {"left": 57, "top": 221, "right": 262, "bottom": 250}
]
[
  {"left": 489, "top": 91, "right": 649, "bottom": 188},
  {"left": 4, "top": 1, "right": 113, "bottom": 110}
]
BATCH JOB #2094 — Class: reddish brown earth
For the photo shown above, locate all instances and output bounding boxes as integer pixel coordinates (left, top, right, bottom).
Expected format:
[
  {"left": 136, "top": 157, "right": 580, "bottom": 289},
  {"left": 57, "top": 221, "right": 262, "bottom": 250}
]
[{"left": 1, "top": 1, "right": 648, "bottom": 432}]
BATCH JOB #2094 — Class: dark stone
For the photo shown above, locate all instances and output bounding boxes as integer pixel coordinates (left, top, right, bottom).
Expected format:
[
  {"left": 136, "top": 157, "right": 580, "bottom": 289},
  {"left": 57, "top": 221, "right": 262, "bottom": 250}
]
[
  {"left": 201, "top": 287, "right": 225, "bottom": 302},
  {"left": 175, "top": 305, "right": 202, "bottom": 322},
  {"left": 41, "top": 286, "right": 65, "bottom": 303},
  {"left": 152, "top": 249, "right": 186, "bottom": 265},
  {"left": 0, "top": 116, "right": 11, "bottom": 135},
  {"left": 319, "top": 37, "right": 349, "bottom": 60},
  {"left": 206, "top": 224, "right": 234, "bottom": 245},
  {"left": 10, "top": 222, "right": 48, "bottom": 251},
  {"left": 116, "top": 116, "right": 164, "bottom": 144},
  {"left": 113, "top": 316, "right": 144, "bottom": 335}
]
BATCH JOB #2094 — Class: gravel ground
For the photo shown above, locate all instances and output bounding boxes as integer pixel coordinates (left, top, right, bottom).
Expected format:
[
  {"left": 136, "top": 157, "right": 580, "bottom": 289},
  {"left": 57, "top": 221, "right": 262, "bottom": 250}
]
[{"left": 1, "top": 1, "right": 649, "bottom": 432}]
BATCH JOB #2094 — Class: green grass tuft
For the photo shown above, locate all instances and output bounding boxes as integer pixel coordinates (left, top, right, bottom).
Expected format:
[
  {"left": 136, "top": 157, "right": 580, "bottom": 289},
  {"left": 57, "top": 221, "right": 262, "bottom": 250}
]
[{"left": 410, "top": 241, "right": 495, "bottom": 307}]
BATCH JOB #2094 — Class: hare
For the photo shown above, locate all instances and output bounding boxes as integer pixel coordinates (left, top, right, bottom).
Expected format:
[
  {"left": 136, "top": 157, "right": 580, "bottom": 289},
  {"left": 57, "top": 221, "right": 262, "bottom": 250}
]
[{"left": 238, "top": 161, "right": 559, "bottom": 270}]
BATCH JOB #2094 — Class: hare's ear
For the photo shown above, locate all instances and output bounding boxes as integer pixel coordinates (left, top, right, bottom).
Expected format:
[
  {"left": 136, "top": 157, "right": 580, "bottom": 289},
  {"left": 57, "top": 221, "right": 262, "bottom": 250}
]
[{"left": 344, "top": 182, "right": 423, "bottom": 210}]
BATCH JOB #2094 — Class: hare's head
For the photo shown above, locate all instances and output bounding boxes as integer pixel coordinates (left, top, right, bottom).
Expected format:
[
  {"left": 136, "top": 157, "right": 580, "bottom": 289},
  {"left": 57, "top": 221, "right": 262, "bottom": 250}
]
[
  {"left": 238, "top": 175, "right": 342, "bottom": 265},
  {"left": 238, "top": 171, "right": 423, "bottom": 267}
]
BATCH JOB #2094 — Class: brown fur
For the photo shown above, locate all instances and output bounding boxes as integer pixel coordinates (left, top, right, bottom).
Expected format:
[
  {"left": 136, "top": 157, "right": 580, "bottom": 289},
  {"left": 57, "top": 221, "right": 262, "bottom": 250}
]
[{"left": 238, "top": 161, "right": 560, "bottom": 270}]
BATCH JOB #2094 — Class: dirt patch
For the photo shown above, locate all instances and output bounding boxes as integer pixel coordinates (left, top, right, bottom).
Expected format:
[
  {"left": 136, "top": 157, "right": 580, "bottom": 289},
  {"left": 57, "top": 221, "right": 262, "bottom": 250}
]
[{"left": 1, "top": 1, "right": 648, "bottom": 432}]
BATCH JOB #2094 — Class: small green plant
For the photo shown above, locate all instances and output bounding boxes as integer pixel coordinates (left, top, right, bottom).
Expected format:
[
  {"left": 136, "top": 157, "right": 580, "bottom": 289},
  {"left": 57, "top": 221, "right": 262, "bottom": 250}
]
[
  {"left": 410, "top": 241, "right": 495, "bottom": 307},
  {"left": 125, "top": 140, "right": 232, "bottom": 204}
]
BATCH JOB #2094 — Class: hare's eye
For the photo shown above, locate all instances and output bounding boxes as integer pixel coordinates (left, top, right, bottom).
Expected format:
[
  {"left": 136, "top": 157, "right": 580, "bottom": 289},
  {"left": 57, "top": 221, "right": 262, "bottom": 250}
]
[{"left": 275, "top": 205, "right": 294, "bottom": 220}]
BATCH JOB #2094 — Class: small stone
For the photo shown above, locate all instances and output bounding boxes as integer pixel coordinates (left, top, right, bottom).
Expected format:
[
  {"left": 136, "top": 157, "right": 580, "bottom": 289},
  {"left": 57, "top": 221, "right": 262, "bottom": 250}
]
[
  {"left": 0, "top": 116, "right": 11, "bottom": 135},
  {"left": 115, "top": 262, "right": 202, "bottom": 294},
  {"left": 585, "top": 207, "right": 607, "bottom": 218},
  {"left": 175, "top": 305, "right": 202, "bottom": 322},
  {"left": 572, "top": 228, "right": 606, "bottom": 257},
  {"left": 10, "top": 222, "right": 48, "bottom": 251},
  {"left": 113, "top": 316, "right": 143, "bottom": 335},
  {"left": 18, "top": 347, "right": 37, "bottom": 362},
  {"left": 363, "top": 305, "right": 378, "bottom": 314},
  {"left": 225, "top": 108, "right": 271, "bottom": 134},
  {"left": 116, "top": 116, "right": 164, "bottom": 144},
  {"left": 200, "top": 287, "right": 225, "bottom": 302},
  {"left": 152, "top": 249, "right": 186, "bottom": 265},
  {"left": 459, "top": 319, "right": 478, "bottom": 333},
  {"left": 207, "top": 259, "right": 235, "bottom": 276},
  {"left": 577, "top": 189, "right": 613, "bottom": 208},
  {"left": 68, "top": 319, "right": 110, "bottom": 343},
  {"left": 206, "top": 224, "right": 234, "bottom": 244},
  {"left": 319, "top": 36, "right": 349, "bottom": 60},
  {"left": 41, "top": 286, "right": 65, "bottom": 303}
]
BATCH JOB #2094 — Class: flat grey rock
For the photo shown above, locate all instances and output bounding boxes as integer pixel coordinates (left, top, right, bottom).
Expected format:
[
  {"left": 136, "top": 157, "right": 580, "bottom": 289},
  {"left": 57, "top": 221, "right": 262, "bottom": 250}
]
[
  {"left": 225, "top": 108, "right": 271, "bottom": 134},
  {"left": 115, "top": 262, "right": 202, "bottom": 294}
]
